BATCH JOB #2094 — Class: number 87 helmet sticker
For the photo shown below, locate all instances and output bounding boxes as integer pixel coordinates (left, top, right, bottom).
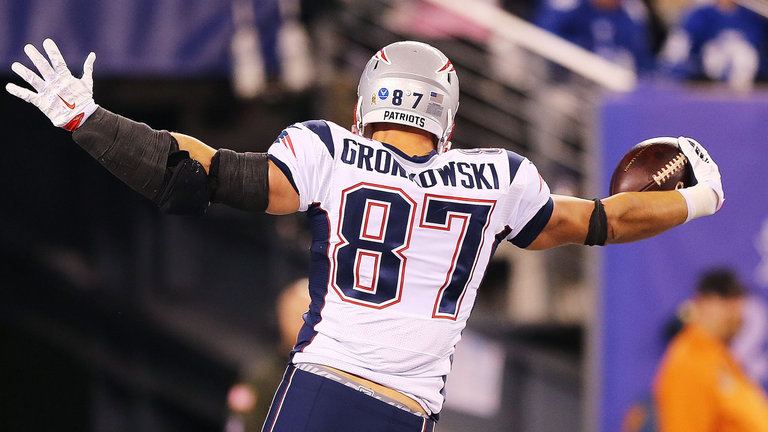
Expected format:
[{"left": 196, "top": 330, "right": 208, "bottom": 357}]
[{"left": 377, "top": 87, "right": 425, "bottom": 110}]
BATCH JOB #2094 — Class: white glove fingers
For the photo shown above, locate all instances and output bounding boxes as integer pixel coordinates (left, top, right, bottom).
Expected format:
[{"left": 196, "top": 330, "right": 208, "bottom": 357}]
[
  {"left": 23, "top": 43, "right": 56, "bottom": 81},
  {"left": 42, "top": 38, "right": 70, "bottom": 75},
  {"left": 81, "top": 52, "right": 96, "bottom": 89},
  {"left": 678, "top": 136, "right": 713, "bottom": 165},
  {"left": 11, "top": 61, "right": 45, "bottom": 92},
  {"left": 6, "top": 82, "right": 38, "bottom": 104},
  {"left": 10, "top": 39, "right": 98, "bottom": 130}
]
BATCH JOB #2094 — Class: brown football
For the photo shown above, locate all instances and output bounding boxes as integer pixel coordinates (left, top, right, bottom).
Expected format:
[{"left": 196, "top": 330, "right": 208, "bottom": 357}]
[{"left": 610, "top": 137, "right": 692, "bottom": 194}]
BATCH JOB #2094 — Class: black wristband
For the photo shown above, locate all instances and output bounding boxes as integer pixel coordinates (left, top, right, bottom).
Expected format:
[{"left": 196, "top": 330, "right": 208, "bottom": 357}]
[
  {"left": 209, "top": 149, "right": 269, "bottom": 212},
  {"left": 584, "top": 198, "right": 608, "bottom": 246}
]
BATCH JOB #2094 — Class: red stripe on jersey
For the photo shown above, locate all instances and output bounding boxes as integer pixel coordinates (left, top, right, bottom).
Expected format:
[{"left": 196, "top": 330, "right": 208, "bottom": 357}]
[{"left": 282, "top": 134, "right": 297, "bottom": 157}]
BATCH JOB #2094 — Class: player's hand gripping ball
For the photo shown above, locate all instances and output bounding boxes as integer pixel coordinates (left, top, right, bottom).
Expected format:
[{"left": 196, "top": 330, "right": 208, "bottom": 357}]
[{"left": 609, "top": 137, "right": 693, "bottom": 194}]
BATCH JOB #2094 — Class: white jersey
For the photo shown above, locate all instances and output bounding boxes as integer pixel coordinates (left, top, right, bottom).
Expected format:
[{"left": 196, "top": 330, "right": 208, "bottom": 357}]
[{"left": 267, "top": 120, "right": 553, "bottom": 415}]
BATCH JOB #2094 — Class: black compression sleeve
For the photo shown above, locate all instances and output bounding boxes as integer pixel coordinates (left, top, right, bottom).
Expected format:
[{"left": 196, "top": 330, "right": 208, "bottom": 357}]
[
  {"left": 72, "top": 107, "right": 175, "bottom": 201},
  {"left": 208, "top": 149, "right": 269, "bottom": 212}
]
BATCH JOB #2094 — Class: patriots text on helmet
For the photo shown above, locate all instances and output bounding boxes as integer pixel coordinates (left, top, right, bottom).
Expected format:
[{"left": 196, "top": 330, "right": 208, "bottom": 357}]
[
  {"left": 382, "top": 110, "right": 426, "bottom": 128},
  {"left": 341, "top": 138, "right": 499, "bottom": 190}
]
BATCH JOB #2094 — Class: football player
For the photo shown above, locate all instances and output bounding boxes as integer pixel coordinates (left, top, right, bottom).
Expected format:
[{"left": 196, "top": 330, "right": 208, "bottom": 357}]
[{"left": 7, "top": 39, "right": 723, "bottom": 432}]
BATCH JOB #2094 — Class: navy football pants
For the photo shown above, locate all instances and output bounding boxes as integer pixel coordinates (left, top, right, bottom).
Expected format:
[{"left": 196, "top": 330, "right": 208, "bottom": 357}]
[{"left": 262, "top": 365, "right": 438, "bottom": 432}]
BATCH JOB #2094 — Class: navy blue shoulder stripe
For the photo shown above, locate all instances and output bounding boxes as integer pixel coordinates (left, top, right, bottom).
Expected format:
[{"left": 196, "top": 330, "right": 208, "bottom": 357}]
[
  {"left": 302, "top": 120, "right": 334, "bottom": 158},
  {"left": 267, "top": 154, "right": 299, "bottom": 194},
  {"left": 509, "top": 197, "right": 554, "bottom": 248},
  {"left": 506, "top": 150, "right": 525, "bottom": 185}
]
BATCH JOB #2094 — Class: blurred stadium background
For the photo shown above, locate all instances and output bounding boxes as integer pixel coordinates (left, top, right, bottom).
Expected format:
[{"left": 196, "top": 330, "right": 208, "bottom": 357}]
[{"left": 1, "top": 0, "right": 767, "bottom": 431}]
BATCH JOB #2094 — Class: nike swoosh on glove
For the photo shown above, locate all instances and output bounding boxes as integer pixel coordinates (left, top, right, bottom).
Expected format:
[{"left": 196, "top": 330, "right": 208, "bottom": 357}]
[{"left": 6, "top": 38, "right": 98, "bottom": 131}]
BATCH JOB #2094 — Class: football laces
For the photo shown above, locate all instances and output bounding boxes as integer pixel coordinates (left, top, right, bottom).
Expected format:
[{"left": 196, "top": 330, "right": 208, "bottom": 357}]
[{"left": 652, "top": 153, "right": 686, "bottom": 186}]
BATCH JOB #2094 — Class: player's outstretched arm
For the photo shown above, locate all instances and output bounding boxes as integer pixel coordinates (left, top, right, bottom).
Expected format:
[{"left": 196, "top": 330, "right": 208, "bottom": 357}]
[
  {"left": 527, "top": 139, "right": 723, "bottom": 250},
  {"left": 7, "top": 39, "right": 299, "bottom": 215},
  {"left": 526, "top": 191, "right": 687, "bottom": 249}
]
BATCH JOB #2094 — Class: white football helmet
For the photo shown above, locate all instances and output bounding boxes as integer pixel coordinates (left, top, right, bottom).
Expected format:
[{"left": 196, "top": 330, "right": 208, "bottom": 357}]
[{"left": 354, "top": 41, "right": 460, "bottom": 153}]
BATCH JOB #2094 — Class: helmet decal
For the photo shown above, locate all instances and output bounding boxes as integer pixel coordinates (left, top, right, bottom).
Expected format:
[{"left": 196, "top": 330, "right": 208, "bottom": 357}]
[
  {"left": 437, "top": 60, "right": 455, "bottom": 73},
  {"left": 374, "top": 48, "right": 391, "bottom": 65}
]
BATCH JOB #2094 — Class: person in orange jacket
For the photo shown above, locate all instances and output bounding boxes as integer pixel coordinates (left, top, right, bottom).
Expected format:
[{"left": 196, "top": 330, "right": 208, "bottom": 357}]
[{"left": 653, "top": 269, "right": 768, "bottom": 432}]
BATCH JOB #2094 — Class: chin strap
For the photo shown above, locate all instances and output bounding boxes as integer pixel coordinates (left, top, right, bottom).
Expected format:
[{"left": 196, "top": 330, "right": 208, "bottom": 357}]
[
  {"left": 437, "top": 111, "right": 454, "bottom": 154},
  {"left": 352, "top": 96, "right": 364, "bottom": 136}
]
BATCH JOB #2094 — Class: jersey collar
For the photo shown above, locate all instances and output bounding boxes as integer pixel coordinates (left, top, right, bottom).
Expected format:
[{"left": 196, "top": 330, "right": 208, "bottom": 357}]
[{"left": 381, "top": 142, "right": 437, "bottom": 164}]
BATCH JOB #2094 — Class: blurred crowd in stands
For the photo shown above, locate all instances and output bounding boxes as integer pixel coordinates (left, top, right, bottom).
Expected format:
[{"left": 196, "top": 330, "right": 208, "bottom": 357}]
[
  {"left": 247, "top": 0, "right": 768, "bottom": 97},
  {"left": 531, "top": 0, "right": 768, "bottom": 91}
]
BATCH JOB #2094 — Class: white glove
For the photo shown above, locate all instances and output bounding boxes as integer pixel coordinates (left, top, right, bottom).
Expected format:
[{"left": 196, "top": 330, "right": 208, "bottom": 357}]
[
  {"left": 677, "top": 136, "right": 724, "bottom": 221},
  {"left": 6, "top": 38, "right": 98, "bottom": 131}
]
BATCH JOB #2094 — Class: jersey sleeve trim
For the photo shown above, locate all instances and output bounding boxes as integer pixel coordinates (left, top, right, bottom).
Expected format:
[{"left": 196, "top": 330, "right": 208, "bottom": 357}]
[
  {"left": 302, "top": 120, "right": 335, "bottom": 158},
  {"left": 267, "top": 154, "right": 299, "bottom": 194},
  {"left": 509, "top": 197, "right": 554, "bottom": 248},
  {"left": 507, "top": 151, "right": 525, "bottom": 184}
]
